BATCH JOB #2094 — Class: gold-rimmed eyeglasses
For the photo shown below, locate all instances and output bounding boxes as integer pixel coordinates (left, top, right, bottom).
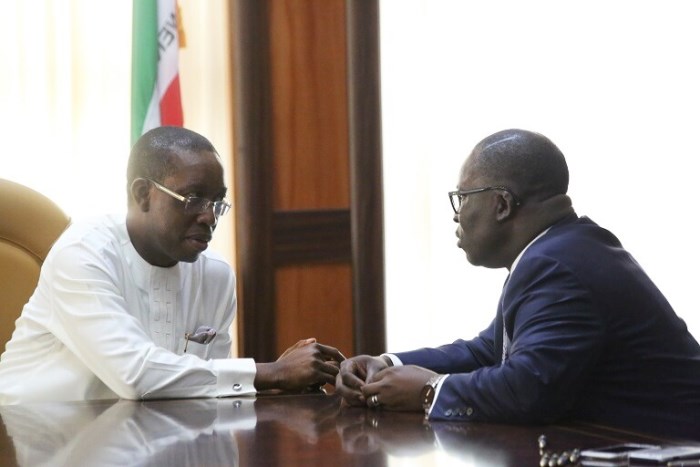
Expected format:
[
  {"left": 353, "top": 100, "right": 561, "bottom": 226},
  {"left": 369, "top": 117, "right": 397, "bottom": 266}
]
[{"left": 143, "top": 178, "right": 231, "bottom": 218}]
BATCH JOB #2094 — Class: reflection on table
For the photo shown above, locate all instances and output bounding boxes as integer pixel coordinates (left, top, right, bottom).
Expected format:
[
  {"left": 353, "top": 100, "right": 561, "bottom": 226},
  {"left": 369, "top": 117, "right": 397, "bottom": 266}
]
[{"left": 0, "top": 394, "right": 691, "bottom": 467}]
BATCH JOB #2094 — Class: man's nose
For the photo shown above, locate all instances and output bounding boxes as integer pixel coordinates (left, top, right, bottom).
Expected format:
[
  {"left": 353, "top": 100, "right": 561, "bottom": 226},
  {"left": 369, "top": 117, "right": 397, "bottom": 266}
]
[
  {"left": 197, "top": 205, "right": 218, "bottom": 227},
  {"left": 453, "top": 212, "right": 459, "bottom": 223}
]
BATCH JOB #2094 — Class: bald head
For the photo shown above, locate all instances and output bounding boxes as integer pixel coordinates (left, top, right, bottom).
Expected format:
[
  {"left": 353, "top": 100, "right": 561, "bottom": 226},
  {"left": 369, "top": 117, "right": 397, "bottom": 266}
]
[{"left": 469, "top": 129, "right": 569, "bottom": 203}]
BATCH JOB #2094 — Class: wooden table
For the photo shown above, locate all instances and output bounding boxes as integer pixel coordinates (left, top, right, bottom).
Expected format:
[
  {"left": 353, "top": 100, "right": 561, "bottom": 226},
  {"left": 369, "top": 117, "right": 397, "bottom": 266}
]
[{"left": 0, "top": 393, "right": 688, "bottom": 466}]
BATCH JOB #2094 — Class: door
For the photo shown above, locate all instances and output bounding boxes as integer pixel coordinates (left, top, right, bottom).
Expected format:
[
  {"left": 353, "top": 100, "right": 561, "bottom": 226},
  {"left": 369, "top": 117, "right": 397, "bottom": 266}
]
[{"left": 230, "top": 0, "right": 385, "bottom": 361}]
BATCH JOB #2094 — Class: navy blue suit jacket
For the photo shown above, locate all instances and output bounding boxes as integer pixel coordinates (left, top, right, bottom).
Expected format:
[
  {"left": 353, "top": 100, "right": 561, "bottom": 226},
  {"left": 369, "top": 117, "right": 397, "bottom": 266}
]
[{"left": 396, "top": 215, "right": 700, "bottom": 438}]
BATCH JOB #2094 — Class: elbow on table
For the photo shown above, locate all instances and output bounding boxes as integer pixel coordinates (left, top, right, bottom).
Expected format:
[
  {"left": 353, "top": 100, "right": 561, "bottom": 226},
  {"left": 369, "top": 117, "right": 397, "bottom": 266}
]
[
  {"left": 109, "top": 382, "right": 145, "bottom": 400},
  {"left": 107, "top": 370, "right": 162, "bottom": 400}
]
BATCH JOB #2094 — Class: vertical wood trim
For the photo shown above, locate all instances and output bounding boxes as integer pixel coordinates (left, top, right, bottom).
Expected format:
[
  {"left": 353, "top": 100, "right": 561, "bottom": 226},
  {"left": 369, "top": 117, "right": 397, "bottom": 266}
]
[
  {"left": 231, "top": 0, "right": 277, "bottom": 361},
  {"left": 346, "top": 0, "right": 386, "bottom": 355}
]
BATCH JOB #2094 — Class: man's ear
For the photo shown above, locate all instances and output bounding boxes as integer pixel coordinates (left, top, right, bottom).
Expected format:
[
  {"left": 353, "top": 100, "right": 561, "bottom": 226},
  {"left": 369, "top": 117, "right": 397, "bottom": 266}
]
[
  {"left": 495, "top": 191, "right": 517, "bottom": 222},
  {"left": 130, "top": 179, "right": 151, "bottom": 212}
]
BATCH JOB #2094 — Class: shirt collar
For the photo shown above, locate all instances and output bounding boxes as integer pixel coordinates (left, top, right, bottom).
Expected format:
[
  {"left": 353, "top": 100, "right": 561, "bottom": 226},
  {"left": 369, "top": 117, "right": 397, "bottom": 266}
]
[{"left": 509, "top": 226, "right": 552, "bottom": 274}]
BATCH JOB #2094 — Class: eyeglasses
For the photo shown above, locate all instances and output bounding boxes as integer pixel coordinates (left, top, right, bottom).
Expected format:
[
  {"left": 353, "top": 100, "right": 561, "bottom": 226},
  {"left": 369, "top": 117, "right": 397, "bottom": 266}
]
[
  {"left": 448, "top": 186, "right": 520, "bottom": 214},
  {"left": 144, "top": 178, "right": 232, "bottom": 218}
]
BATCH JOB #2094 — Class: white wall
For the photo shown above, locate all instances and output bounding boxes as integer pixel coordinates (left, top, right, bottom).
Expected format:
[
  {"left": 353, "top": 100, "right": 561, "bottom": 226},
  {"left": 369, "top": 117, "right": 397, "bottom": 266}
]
[{"left": 381, "top": 0, "right": 700, "bottom": 352}]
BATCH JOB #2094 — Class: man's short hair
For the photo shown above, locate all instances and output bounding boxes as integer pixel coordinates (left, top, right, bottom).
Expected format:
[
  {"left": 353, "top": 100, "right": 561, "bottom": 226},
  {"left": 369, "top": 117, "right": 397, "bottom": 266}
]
[
  {"left": 126, "top": 126, "right": 218, "bottom": 188},
  {"left": 472, "top": 129, "right": 569, "bottom": 202}
]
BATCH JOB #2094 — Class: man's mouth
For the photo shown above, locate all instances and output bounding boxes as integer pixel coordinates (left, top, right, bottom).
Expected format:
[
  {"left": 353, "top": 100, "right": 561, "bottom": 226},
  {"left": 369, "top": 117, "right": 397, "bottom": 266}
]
[{"left": 186, "top": 234, "right": 212, "bottom": 251}]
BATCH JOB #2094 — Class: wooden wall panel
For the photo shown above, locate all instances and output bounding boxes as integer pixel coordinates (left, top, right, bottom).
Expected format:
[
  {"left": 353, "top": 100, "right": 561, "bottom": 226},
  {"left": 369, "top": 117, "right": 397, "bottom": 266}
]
[
  {"left": 231, "top": 0, "right": 384, "bottom": 363},
  {"left": 275, "top": 265, "right": 354, "bottom": 358},
  {"left": 269, "top": 0, "right": 350, "bottom": 211},
  {"left": 268, "top": 0, "right": 354, "bottom": 357},
  {"left": 273, "top": 210, "right": 350, "bottom": 265}
]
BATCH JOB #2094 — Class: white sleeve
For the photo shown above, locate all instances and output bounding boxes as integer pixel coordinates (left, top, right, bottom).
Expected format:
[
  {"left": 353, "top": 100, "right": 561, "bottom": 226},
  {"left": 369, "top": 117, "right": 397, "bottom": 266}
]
[
  {"left": 382, "top": 353, "right": 404, "bottom": 366},
  {"left": 46, "top": 241, "right": 256, "bottom": 400}
]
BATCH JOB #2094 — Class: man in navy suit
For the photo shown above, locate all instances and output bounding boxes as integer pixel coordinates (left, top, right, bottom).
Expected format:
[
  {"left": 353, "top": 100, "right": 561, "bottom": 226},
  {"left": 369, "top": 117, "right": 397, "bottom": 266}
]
[{"left": 336, "top": 129, "right": 700, "bottom": 438}]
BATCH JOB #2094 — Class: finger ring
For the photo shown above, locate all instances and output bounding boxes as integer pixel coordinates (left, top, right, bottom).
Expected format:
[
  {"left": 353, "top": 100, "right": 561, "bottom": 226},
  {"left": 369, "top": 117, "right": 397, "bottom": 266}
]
[{"left": 367, "top": 394, "right": 380, "bottom": 408}]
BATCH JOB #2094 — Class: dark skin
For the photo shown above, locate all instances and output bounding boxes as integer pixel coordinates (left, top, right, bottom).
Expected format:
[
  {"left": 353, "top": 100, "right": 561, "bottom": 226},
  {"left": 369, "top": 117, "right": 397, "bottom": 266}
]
[
  {"left": 127, "top": 146, "right": 344, "bottom": 392},
  {"left": 127, "top": 148, "right": 225, "bottom": 267},
  {"left": 336, "top": 143, "right": 575, "bottom": 411},
  {"left": 255, "top": 338, "right": 343, "bottom": 391}
]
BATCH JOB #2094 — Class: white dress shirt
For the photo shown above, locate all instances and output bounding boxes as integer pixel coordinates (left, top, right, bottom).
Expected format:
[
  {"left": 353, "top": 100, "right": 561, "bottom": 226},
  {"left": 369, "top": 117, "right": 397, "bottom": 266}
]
[{"left": 0, "top": 214, "right": 256, "bottom": 404}]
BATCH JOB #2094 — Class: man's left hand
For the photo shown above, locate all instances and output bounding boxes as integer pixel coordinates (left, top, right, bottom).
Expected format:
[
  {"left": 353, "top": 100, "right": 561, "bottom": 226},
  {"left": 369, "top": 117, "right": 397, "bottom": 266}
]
[{"left": 361, "top": 365, "right": 437, "bottom": 411}]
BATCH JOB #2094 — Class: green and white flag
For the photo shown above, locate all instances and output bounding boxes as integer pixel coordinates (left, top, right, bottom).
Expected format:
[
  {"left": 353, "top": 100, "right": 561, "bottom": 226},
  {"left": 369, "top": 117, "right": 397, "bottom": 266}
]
[{"left": 131, "top": 0, "right": 184, "bottom": 145}]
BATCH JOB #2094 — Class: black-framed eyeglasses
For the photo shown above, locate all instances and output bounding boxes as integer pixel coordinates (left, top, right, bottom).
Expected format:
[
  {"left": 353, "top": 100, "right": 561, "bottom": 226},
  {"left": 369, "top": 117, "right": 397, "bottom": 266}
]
[
  {"left": 143, "top": 178, "right": 232, "bottom": 218},
  {"left": 448, "top": 186, "right": 521, "bottom": 214}
]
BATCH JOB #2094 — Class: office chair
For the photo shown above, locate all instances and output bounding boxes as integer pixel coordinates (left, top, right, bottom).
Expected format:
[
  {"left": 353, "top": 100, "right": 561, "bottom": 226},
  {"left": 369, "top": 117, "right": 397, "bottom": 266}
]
[{"left": 0, "top": 179, "right": 70, "bottom": 353}]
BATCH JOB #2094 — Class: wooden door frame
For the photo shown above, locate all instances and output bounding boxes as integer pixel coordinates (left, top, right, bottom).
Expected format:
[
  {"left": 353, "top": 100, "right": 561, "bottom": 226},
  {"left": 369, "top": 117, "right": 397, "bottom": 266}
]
[{"left": 230, "top": 0, "right": 385, "bottom": 361}]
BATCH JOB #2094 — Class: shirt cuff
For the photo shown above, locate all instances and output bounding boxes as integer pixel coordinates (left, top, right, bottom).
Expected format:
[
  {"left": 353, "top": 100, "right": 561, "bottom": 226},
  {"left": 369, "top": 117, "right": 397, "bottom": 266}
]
[
  {"left": 382, "top": 353, "right": 403, "bottom": 366},
  {"left": 211, "top": 358, "right": 257, "bottom": 397}
]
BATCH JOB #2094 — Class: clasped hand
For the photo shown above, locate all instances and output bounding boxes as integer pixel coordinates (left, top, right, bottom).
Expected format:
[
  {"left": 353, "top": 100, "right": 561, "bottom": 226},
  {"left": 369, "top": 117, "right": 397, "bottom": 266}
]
[
  {"left": 256, "top": 338, "right": 345, "bottom": 392},
  {"left": 335, "top": 355, "right": 437, "bottom": 412}
]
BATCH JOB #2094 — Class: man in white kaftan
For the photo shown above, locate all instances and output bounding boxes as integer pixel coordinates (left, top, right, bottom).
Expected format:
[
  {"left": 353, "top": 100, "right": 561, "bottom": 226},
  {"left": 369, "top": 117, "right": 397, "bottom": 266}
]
[
  {"left": 0, "top": 126, "right": 343, "bottom": 404},
  {"left": 0, "top": 214, "right": 252, "bottom": 403}
]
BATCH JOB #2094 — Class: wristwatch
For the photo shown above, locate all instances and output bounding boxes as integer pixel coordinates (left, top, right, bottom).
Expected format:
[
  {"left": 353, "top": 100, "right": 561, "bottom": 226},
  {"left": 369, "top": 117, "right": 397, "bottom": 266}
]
[{"left": 420, "top": 374, "right": 443, "bottom": 420}]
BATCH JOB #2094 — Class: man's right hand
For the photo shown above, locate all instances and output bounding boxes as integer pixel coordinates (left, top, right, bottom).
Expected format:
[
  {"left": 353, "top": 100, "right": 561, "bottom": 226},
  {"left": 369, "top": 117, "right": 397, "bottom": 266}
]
[
  {"left": 335, "top": 355, "right": 389, "bottom": 406},
  {"left": 255, "top": 338, "right": 345, "bottom": 392}
]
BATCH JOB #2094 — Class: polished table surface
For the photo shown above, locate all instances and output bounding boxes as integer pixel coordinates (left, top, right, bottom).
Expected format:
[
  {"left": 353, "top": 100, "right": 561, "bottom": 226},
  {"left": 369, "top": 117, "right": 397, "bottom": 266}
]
[{"left": 0, "top": 393, "right": 693, "bottom": 466}]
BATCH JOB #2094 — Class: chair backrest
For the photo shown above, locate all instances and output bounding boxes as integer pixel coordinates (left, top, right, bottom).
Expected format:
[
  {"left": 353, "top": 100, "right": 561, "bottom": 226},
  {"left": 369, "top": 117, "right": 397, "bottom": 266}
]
[{"left": 0, "top": 179, "right": 70, "bottom": 353}]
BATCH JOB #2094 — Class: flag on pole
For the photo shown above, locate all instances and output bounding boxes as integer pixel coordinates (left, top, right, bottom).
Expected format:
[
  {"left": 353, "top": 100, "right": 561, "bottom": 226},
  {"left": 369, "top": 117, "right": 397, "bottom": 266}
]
[{"left": 131, "top": 0, "right": 184, "bottom": 145}]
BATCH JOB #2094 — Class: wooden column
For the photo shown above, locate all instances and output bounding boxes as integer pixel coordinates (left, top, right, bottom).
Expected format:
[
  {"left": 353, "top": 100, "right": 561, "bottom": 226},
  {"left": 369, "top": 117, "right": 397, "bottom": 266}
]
[{"left": 231, "top": 0, "right": 384, "bottom": 362}]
